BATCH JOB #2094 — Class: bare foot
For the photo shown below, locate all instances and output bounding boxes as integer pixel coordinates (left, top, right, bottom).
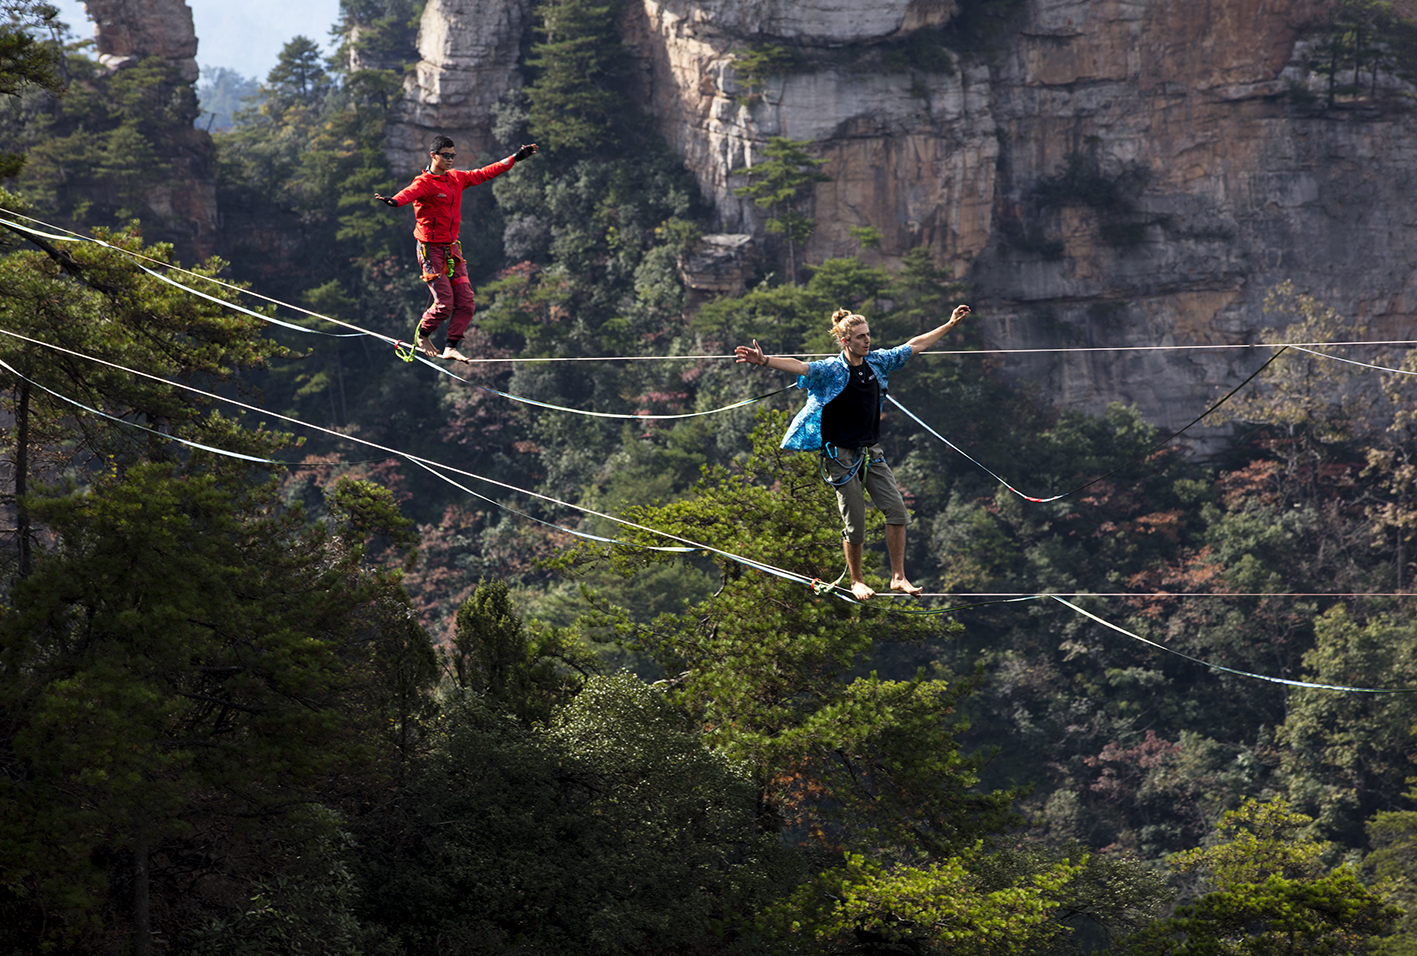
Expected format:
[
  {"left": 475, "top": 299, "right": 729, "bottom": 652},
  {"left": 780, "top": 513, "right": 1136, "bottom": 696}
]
[
  {"left": 850, "top": 580, "right": 876, "bottom": 601},
  {"left": 417, "top": 334, "right": 438, "bottom": 358},
  {"left": 890, "top": 577, "right": 923, "bottom": 596},
  {"left": 441, "top": 345, "right": 470, "bottom": 363}
]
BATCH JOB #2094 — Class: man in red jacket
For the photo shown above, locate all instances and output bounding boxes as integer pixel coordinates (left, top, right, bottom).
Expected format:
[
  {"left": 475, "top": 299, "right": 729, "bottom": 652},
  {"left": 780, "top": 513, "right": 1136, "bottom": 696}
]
[{"left": 376, "top": 136, "right": 537, "bottom": 361}]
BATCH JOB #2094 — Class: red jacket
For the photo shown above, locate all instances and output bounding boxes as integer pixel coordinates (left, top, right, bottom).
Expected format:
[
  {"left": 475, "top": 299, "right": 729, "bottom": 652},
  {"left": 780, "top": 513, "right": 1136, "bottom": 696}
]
[{"left": 392, "top": 156, "right": 516, "bottom": 244}]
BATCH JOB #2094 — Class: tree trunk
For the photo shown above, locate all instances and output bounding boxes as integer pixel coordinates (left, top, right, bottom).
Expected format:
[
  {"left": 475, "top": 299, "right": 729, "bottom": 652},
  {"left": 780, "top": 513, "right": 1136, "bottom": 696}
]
[
  {"left": 16, "top": 379, "right": 30, "bottom": 578},
  {"left": 335, "top": 341, "right": 348, "bottom": 425},
  {"left": 133, "top": 836, "right": 151, "bottom": 956}
]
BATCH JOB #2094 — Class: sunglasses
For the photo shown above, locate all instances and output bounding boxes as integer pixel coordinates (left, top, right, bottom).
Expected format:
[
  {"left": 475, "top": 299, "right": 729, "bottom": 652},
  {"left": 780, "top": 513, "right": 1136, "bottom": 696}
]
[{"left": 433, "top": 151, "right": 455, "bottom": 160}]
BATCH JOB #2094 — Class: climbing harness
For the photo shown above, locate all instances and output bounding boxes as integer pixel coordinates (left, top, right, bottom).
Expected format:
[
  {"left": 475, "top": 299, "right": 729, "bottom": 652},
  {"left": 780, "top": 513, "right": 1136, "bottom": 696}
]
[
  {"left": 418, "top": 240, "right": 463, "bottom": 283},
  {"left": 819, "top": 442, "right": 885, "bottom": 488}
]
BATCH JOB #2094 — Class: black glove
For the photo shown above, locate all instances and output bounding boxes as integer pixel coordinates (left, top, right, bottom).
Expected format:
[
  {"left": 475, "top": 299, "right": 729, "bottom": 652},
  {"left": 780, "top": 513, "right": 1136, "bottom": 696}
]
[
  {"left": 513, "top": 144, "right": 537, "bottom": 162},
  {"left": 375, "top": 194, "right": 397, "bottom": 207}
]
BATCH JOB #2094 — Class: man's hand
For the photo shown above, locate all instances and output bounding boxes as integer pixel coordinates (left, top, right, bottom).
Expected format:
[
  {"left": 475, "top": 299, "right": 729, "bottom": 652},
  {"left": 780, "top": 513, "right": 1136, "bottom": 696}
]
[
  {"left": 374, "top": 193, "right": 397, "bottom": 207},
  {"left": 904, "top": 304, "right": 972, "bottom": 355},
  {"left": 513, "top": 143, "right": 538, "bottom": 162},
  {"left": 735, "top": 340, "right": 769, "bottom": 366}
]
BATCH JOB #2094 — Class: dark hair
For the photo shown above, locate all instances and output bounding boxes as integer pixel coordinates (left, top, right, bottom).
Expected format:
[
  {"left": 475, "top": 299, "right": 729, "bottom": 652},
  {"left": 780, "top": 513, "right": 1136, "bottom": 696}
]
[{"left": 430, "top": 135, "right": 455, "bottom": 153}]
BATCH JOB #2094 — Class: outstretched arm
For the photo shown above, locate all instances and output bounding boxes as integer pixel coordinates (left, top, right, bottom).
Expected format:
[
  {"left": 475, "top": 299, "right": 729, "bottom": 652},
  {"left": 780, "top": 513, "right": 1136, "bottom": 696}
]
[
  {"left": 373, "top": 193, "right": 398, "bottom": 207},
  {"left": 735, "top": 339, "right": 809, "bottom": 377},
  {"left": 905, "top": 304, "right": 971, "bottom": 355}
]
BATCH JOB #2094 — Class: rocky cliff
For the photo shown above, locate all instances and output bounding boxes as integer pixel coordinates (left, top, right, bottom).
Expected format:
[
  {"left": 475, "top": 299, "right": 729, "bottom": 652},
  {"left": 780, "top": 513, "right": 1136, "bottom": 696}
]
[
  {"left": 386, "top": 0, "right": 532, "bottom": 167},
  {"left": 80, "top": 0, "right": 199, "bottom": 80},
  {"left": 76, "top": 0, "right": 217, "bottom": 259},
  {"left": 390, "top": 0, "right": 1417, "bottom": 442}
]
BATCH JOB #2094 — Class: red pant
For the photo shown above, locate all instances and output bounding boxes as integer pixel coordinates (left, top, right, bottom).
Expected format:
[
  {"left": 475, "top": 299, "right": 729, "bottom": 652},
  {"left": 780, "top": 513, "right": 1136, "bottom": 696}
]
[{"left": 417, "top": 241, "right": 475, "bottom": 342}]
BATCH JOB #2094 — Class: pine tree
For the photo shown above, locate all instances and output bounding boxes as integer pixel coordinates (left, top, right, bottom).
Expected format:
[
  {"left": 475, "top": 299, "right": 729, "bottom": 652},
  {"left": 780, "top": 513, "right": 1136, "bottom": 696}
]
[
  {"left": 0, "top": 0, "right": 67, "bottom": 177},
  {"left": 731, "top": 136, "right": 830, "bottom": 283},
  {"left": 266, "top": 35, "right": 331, "bottom": 110},
  {"left": 525, "top": 0, "right": 631, "bottom": 157}
]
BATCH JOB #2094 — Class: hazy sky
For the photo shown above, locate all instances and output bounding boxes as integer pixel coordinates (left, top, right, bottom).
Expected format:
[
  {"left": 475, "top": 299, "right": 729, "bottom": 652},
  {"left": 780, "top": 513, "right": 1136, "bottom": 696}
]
[{"left": 50, "top": 0, "right": 344, "bottom": 80}]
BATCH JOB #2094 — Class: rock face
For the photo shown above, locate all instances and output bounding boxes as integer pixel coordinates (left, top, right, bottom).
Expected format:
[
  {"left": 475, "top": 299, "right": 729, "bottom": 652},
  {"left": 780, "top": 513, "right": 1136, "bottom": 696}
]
[
  {"left": 80, "top": 0, "right": 199, "bottom": 81},
  {"left": 678, "top": 232, "right": 755, "bottom": 307},
  {"left": 78, "top": 0, "right": 216, "bottom": 260},
  {"left": 624, "top": 0, "right": 993, "bottom": 279},
  {"left": 385, "top": 0, "right": 534, "bottom": 173},
  {"left": 395, "top": 0, "right": 1417, "bottom": 443}
]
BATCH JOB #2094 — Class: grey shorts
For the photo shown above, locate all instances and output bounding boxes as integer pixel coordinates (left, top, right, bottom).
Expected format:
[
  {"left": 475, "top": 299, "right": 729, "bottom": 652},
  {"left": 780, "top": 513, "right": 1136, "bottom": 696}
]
[{"left": 822, "top": 444, "right": 909, "bottom": 545}]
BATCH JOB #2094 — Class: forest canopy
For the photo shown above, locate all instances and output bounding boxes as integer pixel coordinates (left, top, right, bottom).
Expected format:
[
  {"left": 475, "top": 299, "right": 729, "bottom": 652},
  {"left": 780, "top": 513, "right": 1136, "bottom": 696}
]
[{"left": 0, "top": 1, "right": 1416, "bottom": 954}]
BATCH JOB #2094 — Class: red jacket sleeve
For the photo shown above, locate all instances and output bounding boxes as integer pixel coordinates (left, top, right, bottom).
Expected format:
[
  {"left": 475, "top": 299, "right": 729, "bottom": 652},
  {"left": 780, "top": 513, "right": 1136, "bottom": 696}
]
[
  {"left": 449, "top": 156, "right": 516, "bottom": 188},
  {"left": 391, "top": 176, "right": 432, "bottom": 207}
]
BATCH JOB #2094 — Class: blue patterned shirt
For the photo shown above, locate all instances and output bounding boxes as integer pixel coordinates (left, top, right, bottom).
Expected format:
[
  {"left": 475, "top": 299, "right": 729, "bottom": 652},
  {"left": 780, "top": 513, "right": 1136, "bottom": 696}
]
[{"left": 781, "top": 343, "right": 915, "bottom": 451}]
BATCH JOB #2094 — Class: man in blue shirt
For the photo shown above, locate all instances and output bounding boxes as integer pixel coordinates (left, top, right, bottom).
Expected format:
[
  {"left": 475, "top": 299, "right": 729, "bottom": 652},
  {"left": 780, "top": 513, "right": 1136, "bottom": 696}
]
[{"left": 735, "top": 303, "right": 970, "bottom": 600}]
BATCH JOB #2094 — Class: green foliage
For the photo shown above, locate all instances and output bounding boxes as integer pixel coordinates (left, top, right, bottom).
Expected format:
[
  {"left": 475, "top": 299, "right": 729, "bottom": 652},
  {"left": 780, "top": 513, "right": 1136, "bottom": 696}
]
[
  {"left": 484, "top": 139, "right": 701, "bottom": 356},
  {"left": 1367, "top": 787, "right": 1417, "bottom": 956},
  {"left": 335, "top": 0, "right": 423, "bottom": 74},
  {"left": 13, "top": 11, "right": 1417, "bottom": 951},
  {"left": 3, "top": 52, "right": 201, "bottom": 229},
  {"left": 525, "top": 0, "right": 632, "bottom": 157},
  {"left": 731, "top": 136, "right": 831, "bottom": 281},
  {"left": 1170, "top": 799, "right": 1330, "bottom": 887},
  {"left": 881, "top": 244, "right": 970, "bottom": 338},
  {"left": 211, "top": 31, "right": 427, "bottom": 434},
  {"left": 449, "top": 577, "right": 591, "bottom": 723},
  {"left": 1119, "top": 871, "right": 1400, "bottom": 956},
  {"left": 0, "top": 215, "right": 291, "bottom": 486},
  {"left": 0, "top": 461, "right": 421, "bottom": 951},
  {"left": 693, "top": 253, "right": 893, "bottom": 352},
  {"left": 553, "top": 410, "right": 1019, "bottom": 856},
  {"left": 731, "top": 44, "right": 804, "bottom": 103},
  {"left": 1303, "top": 0, "right": 1417, "bottom": 105},
  {"left": 197, "top": 65, "right": 259, "bottom": 132},
  {"left": 188, "top": 807, "right": 372, "bottom": 956},
  {"left": 0, "top": 0, "right": 66, "bottom": 178},
  {"left": 770, "top": 848, "right": 1078, "bottom": 955},
  {"left": 359, "top": 672, "right": 787, "bottom": 954},
  {"left": 265, "top": 37, "right": 332, "bottom": 110},
  {"left": 1213, "top": 283, "right": 1367, "bottom": 441},
  {"left": 0, "top": 1, "right": 62, "bottom": 99},
  {"left": 1277, "top": 607, "right": 1417, "bottom": 846},
  {"left": 1118, "top": 799, "right": 1400, "bottom": 954},
  {"left": 848, "top": 223, "right": 883, "bottom": 250},
  {"left": 975, "top": 844, "right": 1173, "bottom": 954}
]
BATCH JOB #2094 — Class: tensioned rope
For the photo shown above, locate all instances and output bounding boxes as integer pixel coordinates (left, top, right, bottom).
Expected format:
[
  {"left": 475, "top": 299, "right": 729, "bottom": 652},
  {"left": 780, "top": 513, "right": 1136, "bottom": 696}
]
[
  {"left": 889, "top": 346, "right": 1291, "bottom": 503},
  {"left": 0, "top": 325, "right": 838, "bottom": 593},
  {"left": 0, "top": 213, "right": 797, "bottom": 422},
  {"left": 13, "top": 211, "right": 1417, "bottom": 517},
  {"left": 918, "top": 591, "right": 1415, "bottom": 598},
  {"left": 889, "top": 344, "right": 1417, "bottom": 504},
  {"left": 409, "top": 349, "right": 796, "bottom": 418},
  {"left": 1290, "top": 345, "right": 1417, "bottom": 376},
  {"left": 5, "top": 329, "right": 1414, "bottom": 691},
  {"left": 1049, "top": 595, "right": 1417, "bottom": 693},
  {"left": 0, "top": 356, "right": 281, "bottom": 464},
  {"left": 4, "top": 210, "right": 1417, "bottom": 360},
  {"left": 0, "top": 212, "right": 1327, "bottom": 502}
]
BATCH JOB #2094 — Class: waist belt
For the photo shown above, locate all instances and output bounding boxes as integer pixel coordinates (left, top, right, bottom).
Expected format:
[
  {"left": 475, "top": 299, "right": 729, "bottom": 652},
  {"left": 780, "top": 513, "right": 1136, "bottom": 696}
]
[
  {"left": 820, "top": 442, "right": 885, "bottom": 487},
  {"left": 418, "top": 239, "right": 463, "bottom": 283}
]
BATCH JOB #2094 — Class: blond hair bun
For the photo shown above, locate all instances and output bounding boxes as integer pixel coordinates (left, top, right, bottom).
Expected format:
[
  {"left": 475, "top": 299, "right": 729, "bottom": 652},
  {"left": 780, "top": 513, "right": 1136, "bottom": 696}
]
[{"left": 830, "top": 309, "right": 867, "bottom": 341}]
